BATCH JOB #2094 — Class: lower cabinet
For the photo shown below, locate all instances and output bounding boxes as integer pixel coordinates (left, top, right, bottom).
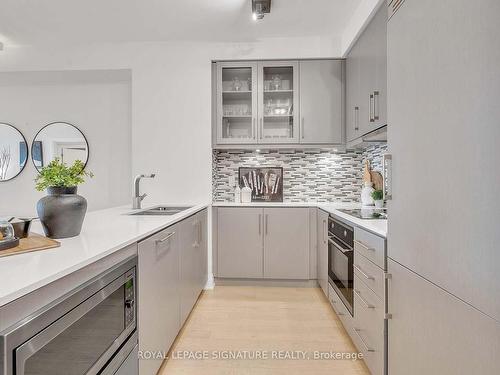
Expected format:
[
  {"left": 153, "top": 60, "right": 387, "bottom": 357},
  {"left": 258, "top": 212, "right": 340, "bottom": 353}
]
[
  {"left": 388, "top": 258, "right": 500, "bottom": 375},
  {"left": 138, "top": 223, "right": 181, "bottom": 375},
  {"left": 217, "top": 207, "right": 310, "bottom": 280},
  {"left": 217, "top": 208, "right": 264, "bottom": 278},
  {"left": 352, "top": 274, "right": 385, "bottom": 375},
  {"left": 180, "top": 210, "right": 208, "bottom": 325},
  {"left": 263, "top": 208, "right": 309, "bottom": 279},
  {"left": 138, "top": 209, "right": 208, "bottom": 375},
  {"left": 317, "top": 209, "right": 329, "bottom": 296}
]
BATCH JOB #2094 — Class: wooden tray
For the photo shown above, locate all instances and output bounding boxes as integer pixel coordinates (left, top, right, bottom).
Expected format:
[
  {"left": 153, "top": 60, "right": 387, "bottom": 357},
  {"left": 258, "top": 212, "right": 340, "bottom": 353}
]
[{"left": 0, "top": 233, "right": 60, "bottom": 258}]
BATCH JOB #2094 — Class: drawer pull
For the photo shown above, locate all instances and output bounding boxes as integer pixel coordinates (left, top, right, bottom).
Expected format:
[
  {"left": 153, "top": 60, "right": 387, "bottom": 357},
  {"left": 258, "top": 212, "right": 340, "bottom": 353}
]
[
  {"left": 353, "top": 328, "right": 375, "bottom": 352},
  {"left": 155, "top": 232, "right": 175, "bottom": 244},
  {"left": 354, "top": 264, "right": 374, "bottom": 280},
  {"left": 330, "top": 299, "right": 345, "bottom": 316},
  {"left": 355, "top": 240, "right": 375, "bottom": 252},
  {"left": 354, "top": 289, "right": 375, "bottom": 309}
]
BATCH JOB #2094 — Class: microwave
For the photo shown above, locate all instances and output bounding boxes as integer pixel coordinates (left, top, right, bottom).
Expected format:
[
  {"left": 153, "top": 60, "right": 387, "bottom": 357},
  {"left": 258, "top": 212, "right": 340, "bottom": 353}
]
[{"left": 0, "top": 256, "right": 137, "bottom": 375}]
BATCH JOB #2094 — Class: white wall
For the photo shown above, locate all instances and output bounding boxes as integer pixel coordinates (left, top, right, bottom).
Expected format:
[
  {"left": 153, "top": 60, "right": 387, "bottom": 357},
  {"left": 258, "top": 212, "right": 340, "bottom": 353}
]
[
  {"left": 0, "top": 37, "right": 340, "bottom": 214},
  {"left": 0, "top": 73, "right": 131, "bottom": 216}
]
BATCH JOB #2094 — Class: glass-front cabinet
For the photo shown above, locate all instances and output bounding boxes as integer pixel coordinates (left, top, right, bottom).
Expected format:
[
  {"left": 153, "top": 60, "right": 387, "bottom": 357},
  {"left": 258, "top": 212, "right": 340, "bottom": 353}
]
[
  {"left": 216, "top": 62, "right": 258, "bottom": 144},
  {"left": 257, "top": 61, "right": 299, "bottom": 143},
  {"left": 215, "top": 60, "right": 299, "bottom": 145}
]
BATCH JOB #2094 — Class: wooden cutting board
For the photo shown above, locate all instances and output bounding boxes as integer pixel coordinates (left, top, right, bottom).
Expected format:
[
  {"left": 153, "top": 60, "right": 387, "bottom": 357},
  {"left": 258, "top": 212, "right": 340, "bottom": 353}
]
[
  {"left": 370, "top": 171, "right": 384, "bottom": 191},
  {"left": 0, "top": 233, "right": 60, "bottom": 258}
]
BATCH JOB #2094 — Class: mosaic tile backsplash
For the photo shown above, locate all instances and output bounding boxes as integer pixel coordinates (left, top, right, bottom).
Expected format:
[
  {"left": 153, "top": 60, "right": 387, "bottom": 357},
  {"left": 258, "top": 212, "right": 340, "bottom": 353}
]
[{"left": 212, "top": 143, "right": 388, "bottom": 203}]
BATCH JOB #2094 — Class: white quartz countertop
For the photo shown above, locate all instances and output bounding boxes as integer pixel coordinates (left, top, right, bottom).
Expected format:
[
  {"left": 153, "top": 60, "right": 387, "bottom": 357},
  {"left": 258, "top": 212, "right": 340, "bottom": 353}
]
[
  {"left": 212, "top": 201, "right": 388, "bottom": 238},
  {"left": 0, "top": 203, "right": 209, "bottom": 307}
]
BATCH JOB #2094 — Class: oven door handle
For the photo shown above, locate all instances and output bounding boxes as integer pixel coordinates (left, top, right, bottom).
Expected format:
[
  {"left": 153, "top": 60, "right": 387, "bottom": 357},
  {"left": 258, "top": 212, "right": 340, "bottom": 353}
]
[
  {"left": 328, "top": 238, "right": 352, "bottom": 254},
  {"left": 15, "top": 274, "right": 128, "bottom": 375}
]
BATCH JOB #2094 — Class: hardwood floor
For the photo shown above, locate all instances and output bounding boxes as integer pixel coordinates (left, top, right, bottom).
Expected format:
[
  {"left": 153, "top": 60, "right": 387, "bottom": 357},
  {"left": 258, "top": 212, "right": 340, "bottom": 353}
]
[{"left": 159, "top": 286, "right": 369, "bottom": 375}]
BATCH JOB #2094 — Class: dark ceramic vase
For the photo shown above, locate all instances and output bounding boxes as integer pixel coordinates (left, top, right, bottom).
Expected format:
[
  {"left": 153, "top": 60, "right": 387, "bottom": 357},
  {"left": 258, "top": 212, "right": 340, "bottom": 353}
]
[{"left": 37, "top": 186, "right": 87, "bottom": 239}]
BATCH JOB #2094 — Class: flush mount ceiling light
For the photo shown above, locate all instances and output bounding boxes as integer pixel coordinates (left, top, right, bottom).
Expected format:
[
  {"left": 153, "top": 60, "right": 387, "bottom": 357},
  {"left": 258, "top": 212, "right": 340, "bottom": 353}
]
[{"left": 252, "top": 0, "right": 271, "bottom": 21}]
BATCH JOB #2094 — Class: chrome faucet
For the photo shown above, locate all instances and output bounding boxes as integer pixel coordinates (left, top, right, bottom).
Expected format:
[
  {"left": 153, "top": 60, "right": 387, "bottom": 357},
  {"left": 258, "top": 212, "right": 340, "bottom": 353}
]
[{"left": 133, "top": 174, "right": 156, "bottom": 209}]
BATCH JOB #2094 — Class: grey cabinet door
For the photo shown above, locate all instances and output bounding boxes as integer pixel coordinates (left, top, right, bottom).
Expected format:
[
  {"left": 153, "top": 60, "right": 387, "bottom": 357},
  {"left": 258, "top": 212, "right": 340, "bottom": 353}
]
[
  {"left": 217, "top": 208, "right": 264, "bottom": 278},
  {"left": 299, "top": 60, "right": 343, "bottom": 144},
  {"left": 388, "top": 259, "right": 500, "bottom": 375},
  {"left": 346, "top": 4, "right": 387, "bottom": 140},
  {"left": 316, "top": 209, "right": 329, "bottom": 295},
  {"left": 263, "top": 208, "right": 310, "bottom": 279},
  {"left": 346, "top": 42, "right": 362, "bottom": 142},
  {"left": 387, "top": 0, "right": 500, "bottom": 321},
  {"left": 179, "top": 209, "right": 208, "bottom": 324},
  {"left": 138, "top": 225, "right": 180, "bottom": 375}
]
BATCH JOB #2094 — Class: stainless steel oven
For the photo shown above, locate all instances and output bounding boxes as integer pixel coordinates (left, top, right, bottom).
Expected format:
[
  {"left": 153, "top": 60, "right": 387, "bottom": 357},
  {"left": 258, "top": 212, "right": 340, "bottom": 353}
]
[
  {"left": 0, "top": 256, "right": 137, "bottom": 375},
  {"left": 328, "top": 216, "right": 354, "bottom": 316}
]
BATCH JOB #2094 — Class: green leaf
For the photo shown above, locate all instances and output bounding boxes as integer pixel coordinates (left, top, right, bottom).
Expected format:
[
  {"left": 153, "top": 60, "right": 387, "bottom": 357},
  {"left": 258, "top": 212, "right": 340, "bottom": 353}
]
[{"left": 35, "top": 158, "right": 93, "bottom": 191}]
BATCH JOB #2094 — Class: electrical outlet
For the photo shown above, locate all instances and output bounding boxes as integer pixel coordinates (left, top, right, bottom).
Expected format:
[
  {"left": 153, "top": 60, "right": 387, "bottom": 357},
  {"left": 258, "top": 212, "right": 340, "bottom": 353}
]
[{"left": 229, "top": 175, "right": 235, "bottom": 187}]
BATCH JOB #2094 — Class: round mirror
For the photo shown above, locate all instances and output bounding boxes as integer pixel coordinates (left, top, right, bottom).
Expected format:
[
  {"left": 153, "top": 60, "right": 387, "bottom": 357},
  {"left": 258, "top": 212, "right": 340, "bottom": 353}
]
[
  {"left": 0, "top": 123, "right": 28, "bottom": 182},
  {"left": 32, "top": 122, "right": 89, "bottom": 172}
]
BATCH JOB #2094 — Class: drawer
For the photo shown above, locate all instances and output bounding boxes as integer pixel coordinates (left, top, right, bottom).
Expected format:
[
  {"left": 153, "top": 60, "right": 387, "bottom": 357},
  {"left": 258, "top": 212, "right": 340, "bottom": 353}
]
[
  {"left": 351, "top": 275, "right": 385, "bottom": 375},
  {"left": 328, "top": 283, "right": 353, "bottom": 332},
  {"left": 354, "top": 252, "right": 385, "bottom": 299},
  {"left": 354, "top": 227, "right": 386, "bottom": 269}
]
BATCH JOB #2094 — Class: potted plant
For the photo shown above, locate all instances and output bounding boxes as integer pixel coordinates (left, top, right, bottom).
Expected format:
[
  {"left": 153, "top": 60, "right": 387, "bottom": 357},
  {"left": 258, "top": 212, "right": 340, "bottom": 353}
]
[
  {"left": 35, "top": 159, "right": 93, "bottom": 239},
  {"left": 371, "top": 189, "right": 384, "bottom": 209}
]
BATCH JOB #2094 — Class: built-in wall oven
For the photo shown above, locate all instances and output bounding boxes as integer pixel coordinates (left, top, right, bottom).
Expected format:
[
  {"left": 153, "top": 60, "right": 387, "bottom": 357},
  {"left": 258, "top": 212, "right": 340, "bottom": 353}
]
[
  {"left": 0, "top": 256, "right": 138, "bottom": 375},
  {"left": 328, "top": 216, "right": 354, "bottom": 316}
]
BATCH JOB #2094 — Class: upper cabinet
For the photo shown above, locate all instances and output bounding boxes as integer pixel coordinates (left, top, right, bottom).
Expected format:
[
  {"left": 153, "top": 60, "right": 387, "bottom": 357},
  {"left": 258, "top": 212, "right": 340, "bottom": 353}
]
[
  {"left": 258, "top": 61, "right": 300, "bottom": 144},
  {"left": 213, "top": 59, "right": 344, "bottom": 149},
  {"left": 216, "top": 61, "right": 258, "bottom": 145},
  {"left": 346, "top": 5, "right": 387, "bottom": 145},
  {"left": 299, "top": 60, "right": 343, "bottom": 144}
]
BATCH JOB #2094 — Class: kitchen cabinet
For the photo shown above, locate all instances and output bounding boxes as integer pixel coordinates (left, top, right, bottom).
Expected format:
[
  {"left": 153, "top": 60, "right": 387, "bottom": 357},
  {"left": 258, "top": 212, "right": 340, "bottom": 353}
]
[
  {"left": 216, "top": 61, "right": 258, "bottom": 145},
  {"left": 138, "top": 224, "right": 180, "bottom": 375},
  {"left": 387, "top": 0, "right": 500, "bottom": 322},
  {"left": 138, "top": 208, "right": 208, "bottom": 375},
  {"left": 216, "top": 207, "right": 310, "bottom": 280},
  {"left": 258, "top": 60, "right": 300, "bottom": 144},
  {"left": 387, "top": 258, "right": 500, "bottom": 375},
  {"left": 317, "top": 209, "right": 329, "bottom": 296},
  {"left": 179, "top": 210, "right": 208, "bottom": 325},
  {"left": 217, "top": 207, "right": 264, "bottom": 278},
  {"left": 213, "top": 59, "right": 344, "bottom": 148},
  {"left": 263, "top": 208, "right": 309, "bottom": 279},
  {"left": 346, "top": 4, "right": 387, "bottom": 144},
  {"left": 299, "top": 60, "right": 343, "bottom": 144}
]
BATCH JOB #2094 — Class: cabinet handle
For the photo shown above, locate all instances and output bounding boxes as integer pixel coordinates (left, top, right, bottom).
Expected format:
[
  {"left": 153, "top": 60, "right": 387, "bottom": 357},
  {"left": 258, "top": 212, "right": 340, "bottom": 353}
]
[
  {"left": 373, "top": 91, "right": 380, "bottom": 121},
  {"left": 155, "top": 232, "right": 175, "bottom": 244},
  {"left": 354, "top": 289, "right": 375, "bottom": 309},
  {"left": 354, "top": 106, "right": 359, "bottom": 131},
  {"left": 260, "top": 118, "right": 263, "bottom": 139},
  {"left": 265, "top": 214, "right": 268, "bottom": 235},
  {"left": 354, "top": 240, "right": 375, "bottom": 252},
  {"left": 331, "top": 299, "right": 345, "bottom": 316},
  {"left": 369, "top": 94, "right": 375, "bottom": 122},
  {"left": 198, "top": 221, "right": 202, "bottom": 245},
  {"left": 259, "top": 214, "right": 262, "bottom": 235},
  {"left": 252, "top": 118, "right": 256, "bottom": 139},
  {"left": 301, "top": 117, "right": 305, "bottom": 139},
  {"left": 354, "top": 264, "right": 375, "bottom": 280},
  {"left": 323, "top": 219, "right": 327, "bottom": 244},
  {"left": 353, "top": 328, "right": 375, "bottom": 352}
]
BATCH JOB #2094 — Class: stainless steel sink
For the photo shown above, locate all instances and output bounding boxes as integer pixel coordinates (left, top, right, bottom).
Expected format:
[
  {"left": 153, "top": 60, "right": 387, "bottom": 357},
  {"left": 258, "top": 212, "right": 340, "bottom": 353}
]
[{"left": 129, "top": 206, "right": 193, "bottom": 216}]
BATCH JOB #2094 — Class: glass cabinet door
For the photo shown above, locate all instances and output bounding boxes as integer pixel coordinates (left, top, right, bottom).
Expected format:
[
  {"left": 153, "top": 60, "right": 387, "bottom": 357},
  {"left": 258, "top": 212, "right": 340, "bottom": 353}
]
[
  {"left": 216, "top": 62, "right": 258, "bottom": 144},
  {"left": 258, "top": 61, "right": 299, "bottom": 143}
]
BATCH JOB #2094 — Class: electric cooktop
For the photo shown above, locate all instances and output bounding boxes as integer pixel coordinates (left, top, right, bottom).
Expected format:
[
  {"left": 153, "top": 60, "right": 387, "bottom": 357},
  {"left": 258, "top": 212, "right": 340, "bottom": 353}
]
[{"left": 338, "top": 208, "right": 388, "bottom": 220}]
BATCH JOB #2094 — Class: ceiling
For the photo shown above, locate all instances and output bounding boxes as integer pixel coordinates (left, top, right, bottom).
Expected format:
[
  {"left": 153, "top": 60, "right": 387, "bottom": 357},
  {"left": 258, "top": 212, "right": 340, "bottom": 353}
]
[{"left": 0, "top": 0, "right": 361, "bottom": 45}]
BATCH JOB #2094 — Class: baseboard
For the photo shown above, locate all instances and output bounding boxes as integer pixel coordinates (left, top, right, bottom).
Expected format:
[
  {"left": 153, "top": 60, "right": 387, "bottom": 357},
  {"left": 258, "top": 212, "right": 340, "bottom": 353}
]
[{"left": 214, "top": 278, "right": 319, "bottom": 288}]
